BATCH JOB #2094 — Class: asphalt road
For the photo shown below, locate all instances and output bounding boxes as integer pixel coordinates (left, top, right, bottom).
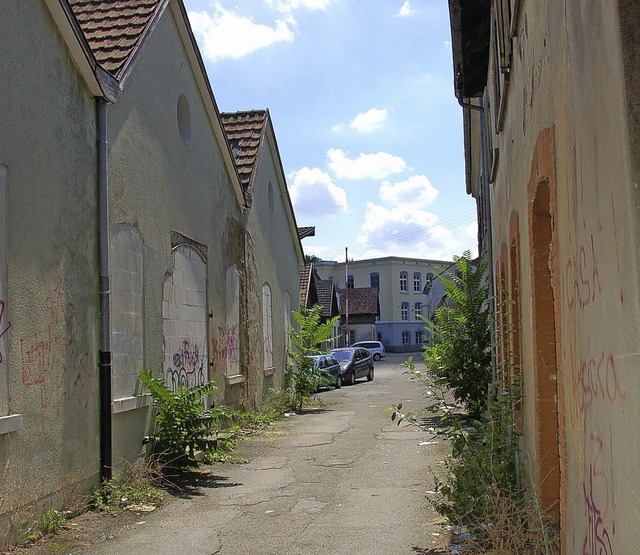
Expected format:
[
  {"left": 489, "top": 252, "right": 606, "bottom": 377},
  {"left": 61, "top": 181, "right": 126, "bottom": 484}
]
[{"left": 80, "top": 353, "right": 450, "bottom": 555}]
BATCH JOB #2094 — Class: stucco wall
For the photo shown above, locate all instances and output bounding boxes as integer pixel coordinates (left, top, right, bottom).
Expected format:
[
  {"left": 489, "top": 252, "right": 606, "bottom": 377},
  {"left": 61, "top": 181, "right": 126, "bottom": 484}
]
[
  {"left": 244, "top": 134, "right": 301, "bottom": 408},
  {"left": 0, "top": 0, "right": 100, "bottom": 541},
  {"left": 105, "top": 7, "right": 244, "bottom": 458},
  {"left": 487, "top": 1, "right": 640, "bottom": 551}
]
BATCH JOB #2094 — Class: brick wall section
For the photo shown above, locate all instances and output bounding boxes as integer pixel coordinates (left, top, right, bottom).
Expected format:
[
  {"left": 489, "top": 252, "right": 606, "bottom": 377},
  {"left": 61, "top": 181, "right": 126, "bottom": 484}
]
[
  {"left": 508, "top": 212, "right": 523, "bottom": 419},
  {"left": 527, "top": 128, "right": 566, "bottom": 534}
]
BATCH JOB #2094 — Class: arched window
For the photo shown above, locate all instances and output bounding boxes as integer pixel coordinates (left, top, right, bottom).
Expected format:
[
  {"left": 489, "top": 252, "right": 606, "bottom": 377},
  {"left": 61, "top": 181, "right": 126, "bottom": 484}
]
[
  {"left": 414, "top": 302, "right": 422, "bottom": 319},
  {"left": 370, "top": 272, "right": 380, "bottom": 289},
  {"left": 400, "top": 271, "right": 408, "bottom": 292},
  {"left": 262, "top": 283, "right": 273, "bottom": 370},
  {"left": 413, "top": 272, "right": 421, "bottom": 292},
  {"left": 401, "top": 302, "right": 409, "bottom": 321}
]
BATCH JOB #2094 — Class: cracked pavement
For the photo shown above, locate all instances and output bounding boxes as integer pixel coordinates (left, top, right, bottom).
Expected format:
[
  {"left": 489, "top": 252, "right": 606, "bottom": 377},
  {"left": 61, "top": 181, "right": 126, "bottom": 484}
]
[{"left": 67, "top": 354, "right": 450, "bottom": 555}]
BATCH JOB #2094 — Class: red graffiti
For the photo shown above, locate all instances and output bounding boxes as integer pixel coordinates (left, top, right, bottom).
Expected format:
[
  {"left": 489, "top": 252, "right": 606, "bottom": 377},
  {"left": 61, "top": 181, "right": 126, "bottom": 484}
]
[
  {"left": 573, "top": 336, "right": 626, "bottom": 415},
  {"left": 566, "top": 234, "right": 602, "bottom": 311},
  {"left": 0, "top": 299, "right": 10, "bottom": 364},
  {"left": 18, "top": 270, "right": 94, "bottom": 422},
  {"left": 211, "top": 324, "right": 239, "bottom": 372},
  {"left": 583, "top": 465, "right": 614, "bottom": 555}
]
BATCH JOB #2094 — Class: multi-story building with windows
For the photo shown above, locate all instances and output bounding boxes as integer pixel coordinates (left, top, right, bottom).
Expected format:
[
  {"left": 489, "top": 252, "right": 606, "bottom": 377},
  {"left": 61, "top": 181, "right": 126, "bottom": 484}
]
[{"left": 314, "top": 256, "right": 453, "bottom": 352}]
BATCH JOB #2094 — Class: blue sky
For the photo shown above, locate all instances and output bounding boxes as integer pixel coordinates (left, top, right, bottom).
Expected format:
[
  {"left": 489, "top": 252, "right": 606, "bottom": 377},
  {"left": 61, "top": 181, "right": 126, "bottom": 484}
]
[{"left": 184, "top": 0, "right": 478, "bottom": 262}]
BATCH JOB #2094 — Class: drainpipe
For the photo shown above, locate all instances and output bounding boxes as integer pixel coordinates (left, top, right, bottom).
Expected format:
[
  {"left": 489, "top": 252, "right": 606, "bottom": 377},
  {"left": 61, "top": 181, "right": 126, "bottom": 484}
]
[
  {"left": 97, "top": 98, "right": 112, "bottom": 481},
  {"left": 458, "top": 97, "right": 497, "bottom": 384}
]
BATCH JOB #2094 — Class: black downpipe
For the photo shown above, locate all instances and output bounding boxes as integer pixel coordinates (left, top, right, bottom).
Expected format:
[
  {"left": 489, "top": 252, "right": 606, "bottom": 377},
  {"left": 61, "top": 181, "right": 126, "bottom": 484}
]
[{"left": 97, "top": 99, "right": 113, "bottom": 481}]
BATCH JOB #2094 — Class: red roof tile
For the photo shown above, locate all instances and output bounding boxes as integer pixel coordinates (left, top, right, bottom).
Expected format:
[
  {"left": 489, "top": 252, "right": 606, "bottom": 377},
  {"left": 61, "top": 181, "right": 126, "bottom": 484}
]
[
  {"left": 68, "top": 0, "right": 164, "bottom": 77},
  {"left": 339, "top": 287, "right": 379, "bottom": 316},
  {"left": 220, "top": 110, "right": 268, "bottom": 204}
]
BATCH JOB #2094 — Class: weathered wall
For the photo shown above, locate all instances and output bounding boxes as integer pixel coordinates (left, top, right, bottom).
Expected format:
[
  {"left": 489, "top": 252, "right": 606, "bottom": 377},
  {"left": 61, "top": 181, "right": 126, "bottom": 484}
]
[
  {"left": 488, "top": 1, "right": 640, "bottom": 551},
  {"left": 0, "top": 0, "right": 100, "bottom": 542},
  {"left": 106, "top": 7, "right": 244, "bottom": 460},
  {"left": 243, "top": 134, "right": 302, "bottom": 409}
]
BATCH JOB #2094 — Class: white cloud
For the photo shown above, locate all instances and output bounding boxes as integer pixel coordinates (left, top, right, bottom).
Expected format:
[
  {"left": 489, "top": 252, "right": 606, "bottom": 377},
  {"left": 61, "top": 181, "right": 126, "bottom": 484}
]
[
  {"left": 327, "top": 149, "right": 407, "bottom": 180},
  {"left": 379, "top": 175, "right": 438, "bottom": 207},
  {"left": 355, "top": 202, "right": 465, "bottom": 260},
  {"left": 396, "top": 1, "right": 413, "bottom": 17},
  {"left": 188, "top": 5, "right": 294, "bottom": 61},
  {"left": 267, "top": 0, "right": 334, "bottom": 11},
  {"left": 348, "top": 108, "right": 388, "bottom": 133},
  {"left": 289, "top": 167, "right": 348, "bottom": 218}
]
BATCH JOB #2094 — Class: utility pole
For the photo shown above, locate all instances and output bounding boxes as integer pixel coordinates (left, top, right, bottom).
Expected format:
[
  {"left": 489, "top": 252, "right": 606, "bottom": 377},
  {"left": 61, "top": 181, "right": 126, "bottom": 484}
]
[{"left": 345, "top": 247, "right": 349, "bottom": 346}]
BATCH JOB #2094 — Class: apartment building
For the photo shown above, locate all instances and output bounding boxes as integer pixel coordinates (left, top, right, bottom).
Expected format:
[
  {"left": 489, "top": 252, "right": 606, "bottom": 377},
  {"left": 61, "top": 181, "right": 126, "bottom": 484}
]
[{"left": 314, "top": 256, "right": 452, "bottom": 352}]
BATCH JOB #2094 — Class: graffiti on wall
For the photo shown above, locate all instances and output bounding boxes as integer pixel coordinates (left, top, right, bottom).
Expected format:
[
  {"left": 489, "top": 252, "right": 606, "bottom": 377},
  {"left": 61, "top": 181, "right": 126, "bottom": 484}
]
[
  {"left": 566, "top": 145, "right": 629, "bottom": 553},
  {"left": 166, "top": 339, "right": 206, "bottom": 392},
  {"left": 0, "top": 299, "right": 10, "bottom": 364},
  {"left": 210, "top": 324, "right": 239, "bottom": 375},
  {"left": 565, "top": 233, "right": 602, "bottom": 311},
  {"left": 18, "top": 270, "right": 93, "bottom": 423},
  {"left": 582, "top": 430, "right": 615, "bottom": 555}
]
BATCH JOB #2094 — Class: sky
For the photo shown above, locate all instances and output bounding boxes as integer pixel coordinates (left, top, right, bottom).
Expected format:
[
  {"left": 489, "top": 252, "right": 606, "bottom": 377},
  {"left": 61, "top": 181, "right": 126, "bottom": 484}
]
[{"left": 183, "top": 0, "right": 478, "bottom": 262}]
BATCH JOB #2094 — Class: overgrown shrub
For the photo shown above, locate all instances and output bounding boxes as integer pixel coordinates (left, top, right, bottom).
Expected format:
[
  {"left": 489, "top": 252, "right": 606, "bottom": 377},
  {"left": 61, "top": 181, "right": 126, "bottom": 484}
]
[
  {"left": 286, "top": 305, "right": 339, "bottom": 410},
  {"left": 391, "top": 359, "right": 554, "bottom": 552},
  {"left": 139, "top": 371, "right": 241, "bottom": 467},
  {"left": 424, "top": 252, "right": 491, "bottom": 417}
]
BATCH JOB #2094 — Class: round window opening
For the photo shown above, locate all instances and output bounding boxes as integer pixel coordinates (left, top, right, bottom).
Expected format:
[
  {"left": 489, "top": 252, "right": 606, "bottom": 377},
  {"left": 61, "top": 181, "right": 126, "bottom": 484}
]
[{"left": 177, "top": 94, "right": 191, "bottom": 144}]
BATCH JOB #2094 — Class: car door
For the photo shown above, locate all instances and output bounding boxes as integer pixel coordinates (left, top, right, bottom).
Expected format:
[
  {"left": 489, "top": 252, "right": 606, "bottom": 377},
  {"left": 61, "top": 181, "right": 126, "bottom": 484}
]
[{"left": 354, "top": 349, "right": 365, "bottom": 378}]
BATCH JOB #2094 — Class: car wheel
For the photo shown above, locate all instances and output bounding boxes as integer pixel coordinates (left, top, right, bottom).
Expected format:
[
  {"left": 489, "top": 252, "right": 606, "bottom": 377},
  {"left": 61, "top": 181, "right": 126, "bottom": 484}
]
[
  {"left": 335, "top": 375, "right": 342, "bottom": 389},
  {"left": 373, "top": 353, "right": 381, "bottom": 361},
  {"left": 349, "top": 370, "right": 356, "bottom": 385},
  {"left": 367, "top": 366, "right": 374, "bottom": 381}
]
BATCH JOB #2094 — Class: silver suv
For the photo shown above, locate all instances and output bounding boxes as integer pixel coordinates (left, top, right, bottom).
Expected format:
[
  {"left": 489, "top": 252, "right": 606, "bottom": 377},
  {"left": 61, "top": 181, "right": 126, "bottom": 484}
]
[{"left": 351, "top": 340, "right": 386, "bottom": 361}]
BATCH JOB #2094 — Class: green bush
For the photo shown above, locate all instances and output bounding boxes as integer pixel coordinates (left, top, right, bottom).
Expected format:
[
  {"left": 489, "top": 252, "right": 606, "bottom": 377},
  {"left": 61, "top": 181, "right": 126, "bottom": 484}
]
[
  {"left": 139, "top": 371, "right": 240, "bottom": 467},
  {"left": 287, "top": 305, "right": 339, "bottom": 410},
  {"left": 424, "top": 252, "right": 491, "bottom": 417}
]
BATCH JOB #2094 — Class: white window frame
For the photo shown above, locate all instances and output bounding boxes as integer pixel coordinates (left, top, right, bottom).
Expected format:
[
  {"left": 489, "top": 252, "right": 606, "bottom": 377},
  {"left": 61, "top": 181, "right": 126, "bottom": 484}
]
[
  {"left": 400, "top": 271, "right": 408, "bottom": 292},
  {"left": 414, "top": 302, "right": 422, "bottom": 319},
  {"left": 401, "top": 302, "right": 409, "bottom": 321},
  {"left": 401, "top": 330, "right": 410, "bottom": 345},
  {"left": 413, "top": 272, "right": 421, "bottom": 293}
]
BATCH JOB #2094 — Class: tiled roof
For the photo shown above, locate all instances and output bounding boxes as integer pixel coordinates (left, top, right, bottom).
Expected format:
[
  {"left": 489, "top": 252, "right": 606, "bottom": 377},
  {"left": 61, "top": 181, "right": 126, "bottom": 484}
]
[
  {"left": 220, "top": 110, "right": 268, "bottom": 205},
  {"left": 316, "top": 278, "right": 336, "bottom": 318},
  {"left": 339, "top": 287, "right": 379, "bottom": 315},
  {"left": 68, "top": 0, "right": 164, "bottom": 77},
  {"left": 298, "top": 226, "right": 316, "bottom": 240}
]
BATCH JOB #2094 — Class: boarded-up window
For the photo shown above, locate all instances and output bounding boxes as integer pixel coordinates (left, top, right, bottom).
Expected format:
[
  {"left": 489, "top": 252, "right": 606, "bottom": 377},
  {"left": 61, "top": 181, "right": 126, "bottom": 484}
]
[
  {"left": 262, "top": 283, "right": 273, "bottom": 370},
  {"left": 163, "top": 244, "right": 208, "bottom": 392},
  {"left": 0, "top": 167, "right": 8, "bottom": 416},
  {"left": 110, "top": 224, "right": 144, "bottom": 400}
]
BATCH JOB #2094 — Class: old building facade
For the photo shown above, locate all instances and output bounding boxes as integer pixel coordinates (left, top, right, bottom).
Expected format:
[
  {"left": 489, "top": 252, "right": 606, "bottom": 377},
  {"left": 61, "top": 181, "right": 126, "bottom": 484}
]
[
  {"left": 314, "top": 257, "right": 451, "bottom": 352},
  {"left": 449, "top": 1, "right": 640, "bottom": 552},
  {"left": 0, "top": 0, "right": 302, "bottom": 544}
]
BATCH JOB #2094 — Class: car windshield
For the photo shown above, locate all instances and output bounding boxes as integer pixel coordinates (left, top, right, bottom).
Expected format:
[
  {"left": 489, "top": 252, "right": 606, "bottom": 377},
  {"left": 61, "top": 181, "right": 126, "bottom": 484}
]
[{"left": 332, "top": 350, "right": 353, "bottom": 361}]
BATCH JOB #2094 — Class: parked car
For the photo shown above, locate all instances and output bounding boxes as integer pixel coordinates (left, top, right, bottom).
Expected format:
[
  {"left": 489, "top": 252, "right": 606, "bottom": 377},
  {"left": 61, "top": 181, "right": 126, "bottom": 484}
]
[
  {"left": 351, "top": 340, "right": 386, "bottom": 361},
  {"left": 330, "top": 347, "right": 374, "bottom": 385},
  {"left": 308, "top": 353, "right": 343, "bottom": 389}
]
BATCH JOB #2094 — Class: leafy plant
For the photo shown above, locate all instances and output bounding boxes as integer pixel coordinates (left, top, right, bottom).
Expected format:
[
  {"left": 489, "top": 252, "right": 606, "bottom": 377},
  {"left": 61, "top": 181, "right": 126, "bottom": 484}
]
[
  {"left": 286, "top": 305, "right": 339, "bottom": 410},
  {"left": 424, "top": 252, "right": 491, "bottom": 417},
  {"left": 21, "top": 508, "right": 71, "bottom": 544},
  {"left": 91, "top": 465, "right": 164, "bottom": 516},
  {"left": 139, "top": 371, "right": 241, "bottom": 467}
]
